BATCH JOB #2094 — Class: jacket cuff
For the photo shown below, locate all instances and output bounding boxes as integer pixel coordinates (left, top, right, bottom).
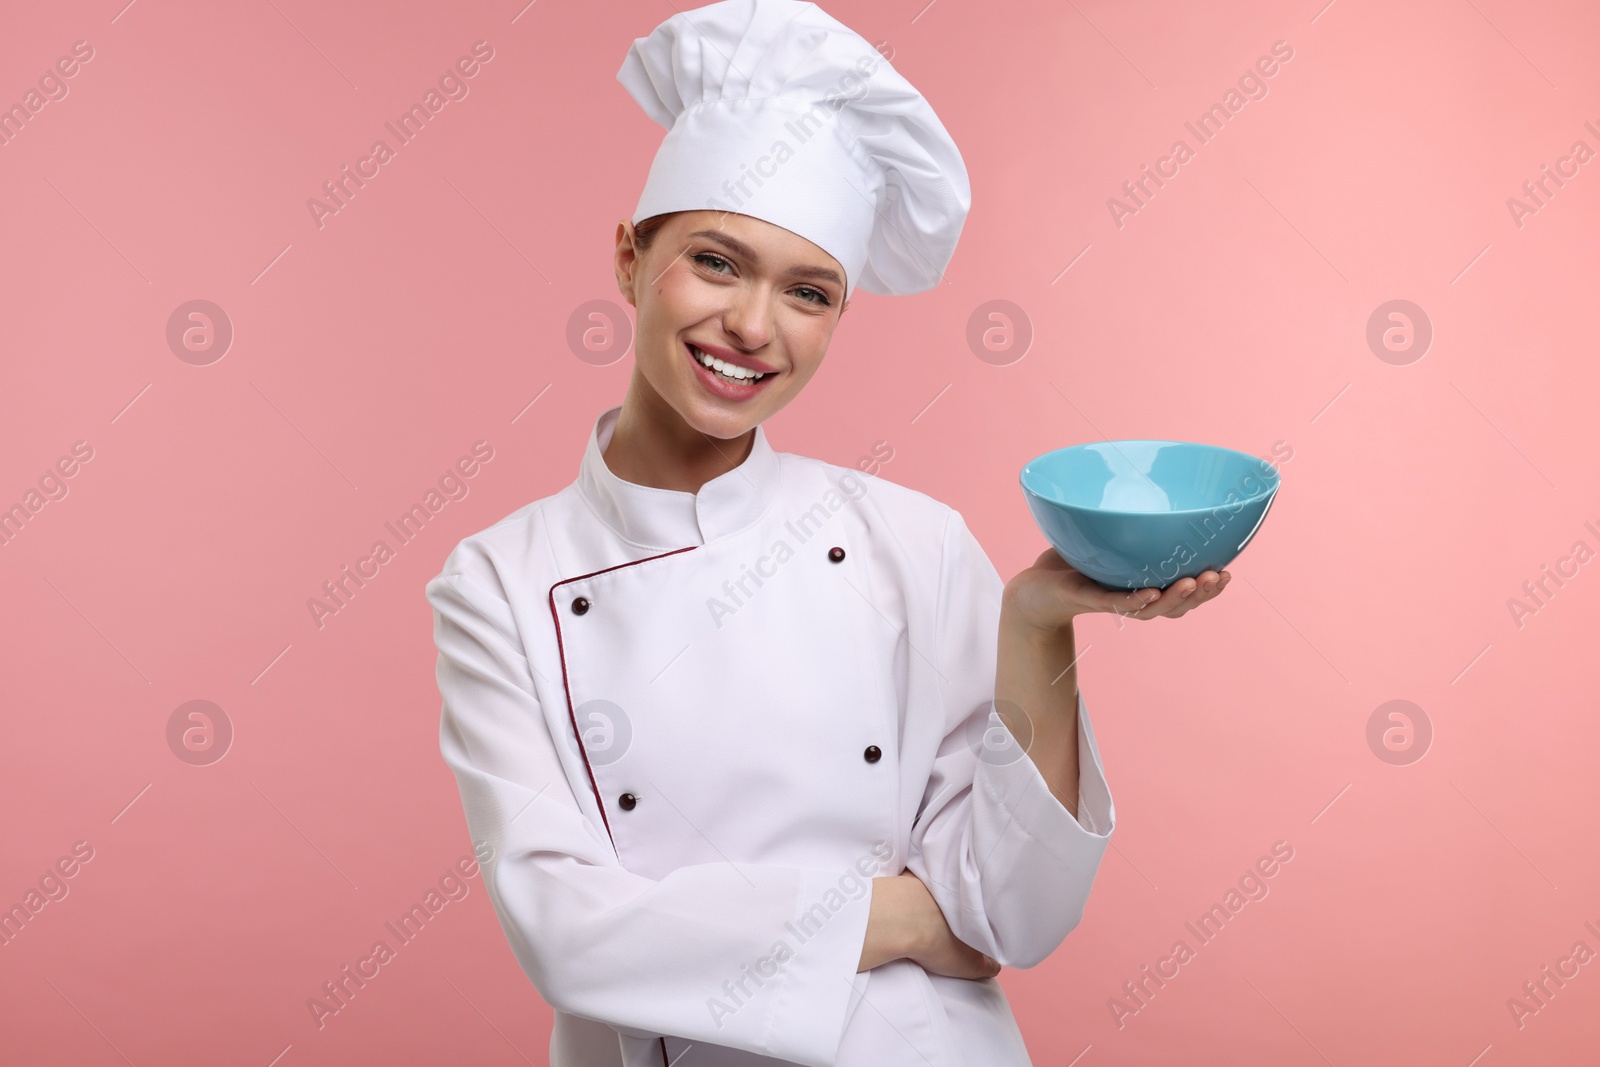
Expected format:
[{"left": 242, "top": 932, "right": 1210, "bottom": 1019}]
[
  {"left": 976, "top": 687, "right": 1115, "bottom": 846},
  {"left": 755, "top": 869, "right": 874, "bottom": 1066}
]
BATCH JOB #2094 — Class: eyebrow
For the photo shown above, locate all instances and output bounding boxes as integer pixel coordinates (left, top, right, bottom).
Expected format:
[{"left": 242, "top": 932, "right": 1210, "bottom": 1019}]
[{"left": 685, "top": 229, "right": 845, "bottom": 288}]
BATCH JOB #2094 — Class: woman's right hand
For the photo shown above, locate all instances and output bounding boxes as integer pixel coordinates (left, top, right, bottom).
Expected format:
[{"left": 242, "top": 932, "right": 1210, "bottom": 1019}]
[{"left": 858, "top": 873, "right": 1000, "bottom": 980}]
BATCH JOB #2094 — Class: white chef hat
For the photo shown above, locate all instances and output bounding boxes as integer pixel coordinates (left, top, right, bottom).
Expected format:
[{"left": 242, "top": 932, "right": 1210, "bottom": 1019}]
[{"left": 617, "top": 0, "right": 970, "bottom": 300}]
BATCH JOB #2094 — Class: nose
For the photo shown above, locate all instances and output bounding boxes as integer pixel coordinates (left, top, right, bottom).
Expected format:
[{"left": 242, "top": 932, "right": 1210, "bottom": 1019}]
[{"left": 720, "top": 283, "right": 775, "bottom": 351}]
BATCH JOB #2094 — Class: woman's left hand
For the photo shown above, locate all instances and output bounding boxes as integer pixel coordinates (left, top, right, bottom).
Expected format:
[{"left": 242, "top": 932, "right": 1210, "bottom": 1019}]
[{"left": 1003, "top": 547, "right": 1231, "bottom": 632}]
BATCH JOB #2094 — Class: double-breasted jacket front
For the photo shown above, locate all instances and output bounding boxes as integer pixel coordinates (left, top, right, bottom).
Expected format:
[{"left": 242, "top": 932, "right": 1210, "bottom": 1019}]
[{"left": 427, "top": 405, "right": 1116, "bottom": 1066}]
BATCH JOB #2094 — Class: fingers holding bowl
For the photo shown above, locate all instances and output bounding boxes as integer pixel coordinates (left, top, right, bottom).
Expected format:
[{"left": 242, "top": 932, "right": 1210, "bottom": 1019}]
[
  {"left": 1142, "top": 578, "right": 1199, "bottom": 618},
  {"left": 1109, "top": 585, "right": 1163, "bottom": 619},
  {"left": 1105, "top": 569, "right": 1233, "bottom": 620},
  {"left": 1166, "top": 570, "right": 1231, "bottom": 618}
]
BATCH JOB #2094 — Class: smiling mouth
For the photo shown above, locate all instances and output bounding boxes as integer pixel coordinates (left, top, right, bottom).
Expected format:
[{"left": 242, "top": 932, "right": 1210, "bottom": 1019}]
[{"left": 689, "top": 343, "right": 772, "bottom": 384}]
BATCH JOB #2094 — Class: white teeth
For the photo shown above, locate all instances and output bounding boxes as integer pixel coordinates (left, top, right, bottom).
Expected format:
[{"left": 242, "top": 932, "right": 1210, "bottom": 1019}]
[{"left": 693, "top": 345, "right": 766, "bottom": 382}]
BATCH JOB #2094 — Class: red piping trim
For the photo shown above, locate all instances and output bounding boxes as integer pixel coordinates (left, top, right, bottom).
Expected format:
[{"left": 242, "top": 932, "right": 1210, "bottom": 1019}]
[{"left": 548, "top": 545, "right": 698, "bottom": 847}]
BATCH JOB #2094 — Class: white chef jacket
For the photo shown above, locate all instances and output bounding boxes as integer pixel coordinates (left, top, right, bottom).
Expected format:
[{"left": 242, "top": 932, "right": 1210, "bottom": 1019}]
[{"left": 426, "top": 405, "right": 1115, "bottom": 1067}]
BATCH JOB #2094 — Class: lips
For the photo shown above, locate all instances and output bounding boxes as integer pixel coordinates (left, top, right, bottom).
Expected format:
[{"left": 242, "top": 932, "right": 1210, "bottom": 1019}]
[
  {"left": 688, "top": 341, "right": 775, "bottom": 375},
  {"left": 686, "top": 342, "right": 777, "bottom": 400}
]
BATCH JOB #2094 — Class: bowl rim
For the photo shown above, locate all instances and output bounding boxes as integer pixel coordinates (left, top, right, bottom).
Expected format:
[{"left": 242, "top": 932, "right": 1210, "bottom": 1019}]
[{"left": 1019, "top": 439, "right": 1281, "bottom": 517}]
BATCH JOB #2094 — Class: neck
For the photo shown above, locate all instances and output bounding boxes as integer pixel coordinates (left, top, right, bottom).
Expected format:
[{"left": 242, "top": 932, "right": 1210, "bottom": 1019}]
[{"left": 603, "top": 368, "right": 755, "bottom": 494}]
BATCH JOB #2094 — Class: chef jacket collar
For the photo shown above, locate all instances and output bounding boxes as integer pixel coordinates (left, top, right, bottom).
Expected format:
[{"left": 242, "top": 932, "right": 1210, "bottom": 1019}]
[{"left": 577, "top": 405, "right": 780, "bottom": 549}]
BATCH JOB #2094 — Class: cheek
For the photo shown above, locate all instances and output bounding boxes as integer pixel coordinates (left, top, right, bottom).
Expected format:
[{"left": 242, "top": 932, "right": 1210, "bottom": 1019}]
[
  {"left": 643, "top": 269, "right": 721, "bottom": 332},
  {"left": 635, "top": 282, "right": 695, "bottom": 356},
  {"left": 786, "top": 320, "right": 837, "bottom": 375}
]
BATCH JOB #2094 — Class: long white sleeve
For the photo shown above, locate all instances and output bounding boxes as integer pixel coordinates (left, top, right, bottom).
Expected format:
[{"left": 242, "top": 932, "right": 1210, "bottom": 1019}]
[
  {"left": 903, "top": 511, "right": 1115, "bottom": 969},
  {"left": 428, "top": 559, "right": 872, "bottom": 1066}
]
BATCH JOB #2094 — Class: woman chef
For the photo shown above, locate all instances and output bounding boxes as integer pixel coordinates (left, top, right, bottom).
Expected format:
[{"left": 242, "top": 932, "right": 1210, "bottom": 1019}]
[{"left": 426, "top": 2, "right": 1230, "bottom": 1065}]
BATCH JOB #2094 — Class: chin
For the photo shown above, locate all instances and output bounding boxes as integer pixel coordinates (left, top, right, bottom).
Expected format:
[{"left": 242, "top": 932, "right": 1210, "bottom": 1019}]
[{"left": 680, "top": 400, "right": 762, "bottom": 441}]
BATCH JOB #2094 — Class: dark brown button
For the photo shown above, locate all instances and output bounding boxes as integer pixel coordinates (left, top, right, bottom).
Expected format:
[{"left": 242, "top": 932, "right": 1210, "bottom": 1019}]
[
  {"left": 828, "top": 546, "right": 845, "bottom": 562},
  {"left": 571, "top": 596, "right": 590, "bottom": 615},
  {"left": 618, "top": 793, "right": 637, "bottom": 811},
  {"left": 863, "top": 745, "right": 882, "bottom": 763}
]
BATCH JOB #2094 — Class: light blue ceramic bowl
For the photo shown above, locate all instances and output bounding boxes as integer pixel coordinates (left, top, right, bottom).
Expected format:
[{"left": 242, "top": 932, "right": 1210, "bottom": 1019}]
[{"left": 1020, "top": 441, "right": 1281, "bottom": 590}]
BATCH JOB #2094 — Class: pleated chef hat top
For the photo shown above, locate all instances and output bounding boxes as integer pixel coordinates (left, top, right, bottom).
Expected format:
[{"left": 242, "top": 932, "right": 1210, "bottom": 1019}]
[{"left": 617, "top": 0, "right": 971, "bottom": 300}]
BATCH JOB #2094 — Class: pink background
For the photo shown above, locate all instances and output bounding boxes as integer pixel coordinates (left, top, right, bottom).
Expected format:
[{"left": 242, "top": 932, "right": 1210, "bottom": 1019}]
[{"left": 3, "top": 0, "right": 1597, "bottom": 1063}]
